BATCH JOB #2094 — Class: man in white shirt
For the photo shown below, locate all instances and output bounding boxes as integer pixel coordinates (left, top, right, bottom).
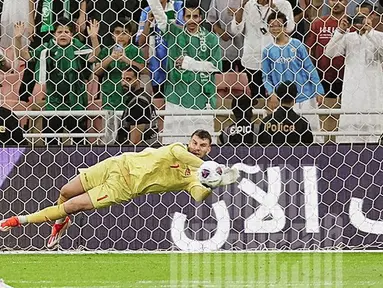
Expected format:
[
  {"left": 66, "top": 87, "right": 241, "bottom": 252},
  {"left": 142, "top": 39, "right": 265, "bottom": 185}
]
[
  {"left": 325, "top": 15, "right": 383, "bottom": 143},
  {"left": 231, "top": 0, "right": 294, "bottom": 106},
  {"left": 207, "top": 0, "right": 244, "bottom": 72}
]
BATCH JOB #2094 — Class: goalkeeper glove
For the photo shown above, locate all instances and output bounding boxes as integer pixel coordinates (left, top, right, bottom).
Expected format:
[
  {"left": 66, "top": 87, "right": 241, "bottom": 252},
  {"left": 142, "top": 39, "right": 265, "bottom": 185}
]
[{"left": 219, "top": 165, "right": 240, "bottom": 186}]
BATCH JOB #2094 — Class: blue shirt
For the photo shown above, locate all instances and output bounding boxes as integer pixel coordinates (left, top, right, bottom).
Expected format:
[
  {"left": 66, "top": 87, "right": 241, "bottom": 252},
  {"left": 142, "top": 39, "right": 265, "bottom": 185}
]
[
  {"left": 262, "top": 38, "right": 324, "bottom": 103},
  {"left": 136, "top": 3, "right": 184, "bottom": 86}
]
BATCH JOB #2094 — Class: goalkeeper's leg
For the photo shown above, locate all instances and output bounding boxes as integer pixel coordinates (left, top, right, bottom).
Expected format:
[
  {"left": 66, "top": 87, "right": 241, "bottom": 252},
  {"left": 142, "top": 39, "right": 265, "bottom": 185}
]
[
  {"left": 55, "top": 175, "right": 86, "bottom": 224},
  {"left": 48, "top": 176, "right": 87, "bottom": 248},
  {"left": 0, "top": 192, "right": 95, "bottom": 232}
]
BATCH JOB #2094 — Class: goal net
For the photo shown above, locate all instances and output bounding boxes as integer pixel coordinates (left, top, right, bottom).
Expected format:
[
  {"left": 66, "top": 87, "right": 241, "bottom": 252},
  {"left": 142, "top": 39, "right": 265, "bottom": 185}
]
[{"left": 1, "top": 0, "right": 383, "bottom": 252}]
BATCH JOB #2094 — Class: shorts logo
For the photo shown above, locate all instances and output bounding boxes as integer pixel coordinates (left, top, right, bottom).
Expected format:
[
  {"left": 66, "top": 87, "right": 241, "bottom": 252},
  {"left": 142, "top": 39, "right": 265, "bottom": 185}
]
[
  {"left": 185, "top": 168, "right": 191, "bottom": 176},
  {"left": 170, "top": 164, "right": 180, "bottom": 168},
  {"left": 97, "top": 195, "right": 108, "bottom": 202}
]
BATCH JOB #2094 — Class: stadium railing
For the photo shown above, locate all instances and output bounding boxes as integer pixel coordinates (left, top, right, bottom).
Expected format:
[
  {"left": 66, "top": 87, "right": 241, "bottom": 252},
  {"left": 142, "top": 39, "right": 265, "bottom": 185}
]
[{"left": 12, "top": 109, "right": 383, "bottom": 144}]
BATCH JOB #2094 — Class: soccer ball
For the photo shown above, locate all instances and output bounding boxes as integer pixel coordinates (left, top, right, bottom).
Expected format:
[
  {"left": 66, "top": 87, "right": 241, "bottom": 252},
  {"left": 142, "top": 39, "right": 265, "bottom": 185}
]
[{"left": 198, "top": 161, "right": 223, "bottom": 187}]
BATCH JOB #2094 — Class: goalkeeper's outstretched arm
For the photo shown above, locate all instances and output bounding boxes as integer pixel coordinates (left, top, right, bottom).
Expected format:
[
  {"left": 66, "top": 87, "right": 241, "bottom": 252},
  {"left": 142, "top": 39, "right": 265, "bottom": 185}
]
[
  {"left": 170, "top": 144, "right": 204, "bottom": 168},
  {"left": 188, "top": 165, "right": 240, "bottom": 202},
  {"left": 189, "top": 185, "right": 212, "bottom": 202}
]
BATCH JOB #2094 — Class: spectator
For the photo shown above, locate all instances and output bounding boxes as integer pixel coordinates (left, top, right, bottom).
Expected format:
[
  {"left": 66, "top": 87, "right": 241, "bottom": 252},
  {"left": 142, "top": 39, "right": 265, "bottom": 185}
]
[
  {"left": 285, "top": 0, "right": 303, "bottom": 40},
  {"left": 0, "top": 0, "right": 32, "bottom": 50},
  {"left": 14, "top": 18, "right": 100, "bottom": 145},
  {"left": 19, "top": 0, "right": 87, "bottom": 103},
  {"left": 286, "top": 0, "right": 322, "bottom": 41},
  {"left": 137, "top": 0, "right": 183, "bottom": 138},
  {"left": 356, "top": 1, "right": 383, "bottom": 31},
  {"left": 95, "top": 19, "right": 145, "bottom": 111},
  {"left": 87, "top": 0, "right": 149, "bottom": 46},
  {"left": 219, "top": 96, "right": 257, "bottom": 145},
  {"left": 0, "top": 48, "right": 12, "bottom": 72},
  {"left": 207, "top": 0, "right": 244, "bottom": 72},
  {"left": 0, "top": 41, "right": 22, "bottom": 146},
  {"left": 231, "top": 0, "right": 294, "bottom": 106},
  {"left": 262, "top": 12, "right": 324, "bottom": 133},
  {"left": 324, "top": 14, "right": 383, "bottom": 142},
  {"left": 147, "top": 0, "right": 222, "bottom": 144},
  {"left": 305, "top": 0, "right": 347, "bottom": 143},
  {"left": 119, "top": 67, "right": 158, "bottom": 145},
  {"left": 258, "top": 81, "right": 314, "bottom": 145}
]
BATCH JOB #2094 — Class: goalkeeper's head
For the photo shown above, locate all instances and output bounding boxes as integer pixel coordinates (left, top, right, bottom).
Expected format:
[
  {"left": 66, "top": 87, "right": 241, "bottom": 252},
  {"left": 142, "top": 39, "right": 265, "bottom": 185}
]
[{"left": 188, "top": 130, "right": 212, "bottom": 159}]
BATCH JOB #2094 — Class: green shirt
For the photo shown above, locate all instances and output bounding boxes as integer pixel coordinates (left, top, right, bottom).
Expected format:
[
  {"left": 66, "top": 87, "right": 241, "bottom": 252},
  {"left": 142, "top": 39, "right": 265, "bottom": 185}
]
[
  {"left": 98, "top": 45, "right": 145, "bottom": 110},
  {"left": 163, "top": 24, "right": 222, "bottom": 110},
  {"left": 32, "top": 38, "right": 91, "bottom": 111}
]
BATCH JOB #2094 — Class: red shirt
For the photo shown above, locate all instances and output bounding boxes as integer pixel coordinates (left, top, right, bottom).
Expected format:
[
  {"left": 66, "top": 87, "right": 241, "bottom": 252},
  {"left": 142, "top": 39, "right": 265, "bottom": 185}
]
[{"left": 305, "top": 16, "right": 345, "bottom": 82}]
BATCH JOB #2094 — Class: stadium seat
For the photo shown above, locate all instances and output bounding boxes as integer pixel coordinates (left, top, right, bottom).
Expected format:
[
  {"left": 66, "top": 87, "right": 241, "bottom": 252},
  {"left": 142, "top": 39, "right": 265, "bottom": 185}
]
[{"left": 216, "top": 72, "right": 250, "bottom": 103}]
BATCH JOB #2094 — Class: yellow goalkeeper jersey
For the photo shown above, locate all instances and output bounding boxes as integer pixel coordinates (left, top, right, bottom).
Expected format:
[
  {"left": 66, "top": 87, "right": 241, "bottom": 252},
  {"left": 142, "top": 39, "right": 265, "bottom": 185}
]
[{"left": 114, "top": 143, "right": 209, "bottom": 198}]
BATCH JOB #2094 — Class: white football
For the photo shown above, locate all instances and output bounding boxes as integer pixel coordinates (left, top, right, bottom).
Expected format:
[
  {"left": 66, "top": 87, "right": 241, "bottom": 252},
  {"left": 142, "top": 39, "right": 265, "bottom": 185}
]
[{"left": 198, "top": 161, "right": 223, "bottom": 187}]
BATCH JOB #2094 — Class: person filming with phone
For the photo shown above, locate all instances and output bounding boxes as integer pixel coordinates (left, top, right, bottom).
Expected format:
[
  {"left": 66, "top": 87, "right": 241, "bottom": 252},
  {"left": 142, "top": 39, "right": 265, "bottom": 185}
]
[
  {"left": 95, "top": 19, "right": 146, "bottom": 112},
  {"left": 95, "top": 19, "right": 147, "bottom": 143},
  {"left": 324, "top": 14, "right": 383, "bottom": 143},
  {"left": 231, "top": 0, "right": 295, "bottom": 108}
]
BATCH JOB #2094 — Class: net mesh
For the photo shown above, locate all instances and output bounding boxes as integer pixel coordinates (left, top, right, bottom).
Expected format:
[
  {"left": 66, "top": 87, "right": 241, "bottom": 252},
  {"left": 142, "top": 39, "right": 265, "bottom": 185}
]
[{"left": 0, "top": 0, "right": 383, "bottom": 252}]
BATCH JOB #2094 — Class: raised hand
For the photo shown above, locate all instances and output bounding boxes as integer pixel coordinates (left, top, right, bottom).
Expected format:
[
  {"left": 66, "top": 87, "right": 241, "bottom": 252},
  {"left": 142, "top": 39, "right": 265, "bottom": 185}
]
[
  {"left": 87, "top": 19, "right": 100, "bottom": 38},
  {"left": 148, "top": 11, "right": 155, "bottom": 23},
  {"left": 14, "top": 22, "right": 25, "bottom": 38}
]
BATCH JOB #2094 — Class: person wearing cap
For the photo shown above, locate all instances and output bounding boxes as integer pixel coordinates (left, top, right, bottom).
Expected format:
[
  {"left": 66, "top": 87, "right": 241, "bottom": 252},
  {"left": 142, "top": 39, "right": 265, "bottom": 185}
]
[{"left": 258, "top": 81, "right": 314, "bottom": 146}]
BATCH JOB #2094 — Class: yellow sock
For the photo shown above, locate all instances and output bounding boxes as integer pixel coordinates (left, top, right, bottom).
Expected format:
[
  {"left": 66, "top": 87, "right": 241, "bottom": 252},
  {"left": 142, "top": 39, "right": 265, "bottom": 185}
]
[
  {"left": 55, "top": 195, "right": 69, "bottom": 224},
  {"left": 26, "top": 204, "right": 68, "bottom": 224},
  {"left": 57, "top": 195, "right": 68, "bottom": 205}
]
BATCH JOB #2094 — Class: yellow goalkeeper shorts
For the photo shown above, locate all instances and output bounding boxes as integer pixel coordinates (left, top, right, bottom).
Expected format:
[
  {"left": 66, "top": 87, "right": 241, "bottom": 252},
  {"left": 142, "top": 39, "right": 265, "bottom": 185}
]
[{"left": 79, "top": 157, "right": 133, "bottom": 209}]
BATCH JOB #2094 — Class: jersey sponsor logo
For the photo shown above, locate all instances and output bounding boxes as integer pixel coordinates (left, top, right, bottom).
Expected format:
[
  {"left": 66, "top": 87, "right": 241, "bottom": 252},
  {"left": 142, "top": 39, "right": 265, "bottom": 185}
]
[
  {"left": 319, "top": 26, "right": 336, "bottom": 35},
  {"left": 170, "top": 164, "right": 180, "bottom": 168},
  {"left": 275, "top": 56, "right": 295, "bottom": 64}
]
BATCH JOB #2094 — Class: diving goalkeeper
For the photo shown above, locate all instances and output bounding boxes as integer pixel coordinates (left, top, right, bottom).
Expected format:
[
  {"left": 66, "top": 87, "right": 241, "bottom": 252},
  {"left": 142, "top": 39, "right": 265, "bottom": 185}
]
[{"left": 0, "top": 130, "right": 239, "bottom": 248}]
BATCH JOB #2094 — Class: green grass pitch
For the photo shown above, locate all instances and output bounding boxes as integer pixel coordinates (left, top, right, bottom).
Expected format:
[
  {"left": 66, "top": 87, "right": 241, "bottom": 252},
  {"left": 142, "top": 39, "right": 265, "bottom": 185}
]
[{"left": 0, "top": 252, "right": 382, "bottom": 287}]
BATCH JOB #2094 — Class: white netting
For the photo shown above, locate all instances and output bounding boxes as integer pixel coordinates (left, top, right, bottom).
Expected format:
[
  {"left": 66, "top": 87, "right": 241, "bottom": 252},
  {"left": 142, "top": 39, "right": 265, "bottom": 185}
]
[{"left": 1, "top": 0, "right": 383, "bottom": 253}]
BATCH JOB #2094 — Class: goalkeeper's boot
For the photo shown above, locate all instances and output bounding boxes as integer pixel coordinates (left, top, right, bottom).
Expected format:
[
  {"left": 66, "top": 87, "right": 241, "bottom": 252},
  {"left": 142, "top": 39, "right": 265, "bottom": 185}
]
[
  {"left": 0, "top": 216, "right": 20, "bottom": 232},
  {"left": 47, "top": 216, "right": 71, "bottom": 248}
]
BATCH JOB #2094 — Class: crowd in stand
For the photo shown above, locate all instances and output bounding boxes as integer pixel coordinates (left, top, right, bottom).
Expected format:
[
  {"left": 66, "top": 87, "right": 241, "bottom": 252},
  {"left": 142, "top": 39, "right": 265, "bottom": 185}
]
[{"left": 0, "top": 0, "right": 383, "bottom": 146}]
